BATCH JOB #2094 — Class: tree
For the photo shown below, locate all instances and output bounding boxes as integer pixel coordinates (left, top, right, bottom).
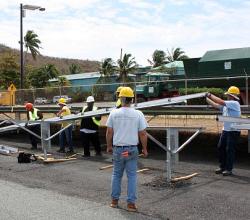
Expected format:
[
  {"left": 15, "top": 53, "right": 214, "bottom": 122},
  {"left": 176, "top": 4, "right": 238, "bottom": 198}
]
[
  {"left": 97, "top": 58, "right": 116, "bottom": 84},
  {"left": 166, "top": 47, "right": 188, "bottom": 63},
  {"left": 56, "top": 76, "right": 71, "bottom": 87},
  {"left": 99, "top": 58, "right": 116, "bottom": 77},
  {"left": 44, "top": 64, "right": 59, "bottom": 78},
  {"left": 0, "top": 53, "right": 20, "bottom": 89},
  {"left": 69, "top": 64, "right": 82, "bottom": 75},
  {"left": 24, "top": 30, "right": 42, "bottom": 61},
  {"left": 148, "top": 50, "right": 167, "bottom": 67},
  {"left": 27, "top": 64, "right": 59, "bottom": 88},
  {"left": 116, "top": 53, "right": 137, "bottom": 83}
]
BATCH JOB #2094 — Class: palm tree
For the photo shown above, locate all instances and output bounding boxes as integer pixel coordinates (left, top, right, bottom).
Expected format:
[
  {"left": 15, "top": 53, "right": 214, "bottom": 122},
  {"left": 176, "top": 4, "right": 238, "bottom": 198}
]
[
  {"left": 148, "top": 50, "right": 167, "bottom": 67},
  {"left": 99, "top": 58, "right": 116, "bottom": 76},
  {"left": 166, "top": 47, "right": 188, "bottom": 63},
  {"left": 57, "top": 76, "right": 71, "bottom": 87},
  {"left": 44, "top": 64, "right": 59, "bottom": 79},
  {"left": 116, "top": 53, "right": 137, "bottom": 83},
  {"left": 69, "top": 64, "right": 82, "bottom": 75},
  {"left": 24, "top": 30, "right": 42, "bottom": 62}
]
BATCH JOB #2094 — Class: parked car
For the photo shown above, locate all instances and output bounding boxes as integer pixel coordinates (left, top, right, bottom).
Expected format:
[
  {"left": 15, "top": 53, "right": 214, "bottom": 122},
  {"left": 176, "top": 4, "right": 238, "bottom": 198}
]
[
  {"left": 34, "top": 97, "right": 50, "bottom": 104},
  {"left": 53, "top": 95, "right": 72, "bottom": 104}
]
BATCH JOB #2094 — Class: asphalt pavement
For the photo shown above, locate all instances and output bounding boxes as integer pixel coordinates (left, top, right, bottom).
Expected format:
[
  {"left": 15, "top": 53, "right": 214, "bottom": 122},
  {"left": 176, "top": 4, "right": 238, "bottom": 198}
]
[{"left": 0, "top": 133, "right": 250, "bottom": 220}]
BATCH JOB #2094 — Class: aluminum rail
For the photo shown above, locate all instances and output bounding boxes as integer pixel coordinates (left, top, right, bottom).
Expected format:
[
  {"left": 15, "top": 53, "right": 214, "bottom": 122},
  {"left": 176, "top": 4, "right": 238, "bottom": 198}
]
[
  {"left": 42, "top": 93, "right": 206, "bottom": 123},
  {"left": 1, "top": 105, "right": 250, "bottom": 115},
  {"left": 217, "top": 116, "right": 250, "bottom": 124}
]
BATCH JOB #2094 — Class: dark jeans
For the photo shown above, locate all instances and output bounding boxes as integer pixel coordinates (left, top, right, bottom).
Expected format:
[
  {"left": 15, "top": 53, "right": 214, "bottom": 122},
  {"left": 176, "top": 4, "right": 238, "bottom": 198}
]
[
  {"left": 218, "top": 130, "right": 240, "bottom": 171},
  {"left": 59, "top": 126, "right": 74, "bottom": 151},
  {"left": 29, "top": 125, "right": 40, "bottom": 146},
  {"left": 81, "top": 132, "right": 101, "bottom": 155}
]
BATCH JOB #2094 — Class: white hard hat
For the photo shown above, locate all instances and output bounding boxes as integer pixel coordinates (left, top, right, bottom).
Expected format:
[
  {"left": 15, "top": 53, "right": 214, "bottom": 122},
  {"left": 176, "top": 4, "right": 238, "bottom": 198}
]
[{"left": 86, "top": 96, "right": 95, "bottom": 103}]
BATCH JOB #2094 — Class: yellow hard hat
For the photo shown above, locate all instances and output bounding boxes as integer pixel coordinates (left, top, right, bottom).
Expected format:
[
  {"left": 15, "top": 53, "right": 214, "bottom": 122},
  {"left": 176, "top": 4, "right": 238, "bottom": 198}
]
[
  {"left": 116, "top": 86, "right": 123, "bottom": 93},
  {"left": 225, "top": 86, "right": 240, "bottom": 95},
  {"left": 119, "top": 87, "right": 134, "bottom": 98},
  {"left": 58, "top": 98, "right": 66, "bottom": 105}
]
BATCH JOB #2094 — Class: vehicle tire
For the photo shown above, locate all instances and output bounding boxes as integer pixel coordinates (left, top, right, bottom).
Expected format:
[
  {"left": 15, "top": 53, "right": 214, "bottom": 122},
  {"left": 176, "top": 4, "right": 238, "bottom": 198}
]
[{"left": 137, "top": 97, "right": 146, "bottom": 103}]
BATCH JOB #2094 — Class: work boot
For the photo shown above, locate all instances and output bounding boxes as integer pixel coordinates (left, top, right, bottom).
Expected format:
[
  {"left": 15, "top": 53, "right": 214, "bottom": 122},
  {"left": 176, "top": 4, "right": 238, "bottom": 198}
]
[
  {"left": 222, "top": 170, "right": 232, "bottom": 176},
  {"left": 30, "top": 143, "right": 37, "bottom": 150},
  {"left": 110, "top": 199, "right": 119, "bottom": 208},
  {"left": 57, "top": 149, "right": 66, "bottom": 153},
  {"left": 215, "top": 168, "right": 225, "bottom": 174},
  {"left": 126, "top": 203, "right": 138, "bottom": 212}
]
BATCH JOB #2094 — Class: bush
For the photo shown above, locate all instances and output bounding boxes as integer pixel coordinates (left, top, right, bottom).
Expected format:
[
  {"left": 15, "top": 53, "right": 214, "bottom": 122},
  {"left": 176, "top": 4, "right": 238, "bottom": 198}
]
[{"left": 178, "top": 87, "right": 226, "bottom": 105}]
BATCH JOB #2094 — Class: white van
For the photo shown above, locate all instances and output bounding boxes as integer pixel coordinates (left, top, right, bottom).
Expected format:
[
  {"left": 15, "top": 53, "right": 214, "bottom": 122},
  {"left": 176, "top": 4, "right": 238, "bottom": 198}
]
[{"left": 53, "top": 95, "right": 72, "bottom": 104}]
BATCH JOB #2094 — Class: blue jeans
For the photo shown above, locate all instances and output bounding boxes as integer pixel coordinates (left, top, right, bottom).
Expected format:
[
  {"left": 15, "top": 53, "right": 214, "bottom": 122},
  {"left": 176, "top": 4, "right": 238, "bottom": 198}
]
[
  {"left": 111, "top": 146, "right": 139, "bottom": 204},
  {"left": 218, "top": 130, "right": 240, "bottom": 171},
  {"left": 59, "top": 126, "right": 74, "bottom": 151}
]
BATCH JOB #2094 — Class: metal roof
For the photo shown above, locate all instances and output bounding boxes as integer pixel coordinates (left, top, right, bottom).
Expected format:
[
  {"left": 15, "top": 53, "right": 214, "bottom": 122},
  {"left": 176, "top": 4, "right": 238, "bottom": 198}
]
[
  {"left": 153, "top": 61, "right": 184, "bottom": 70},
  {"left": 199, "top": 47, "right": 250, "bottom": 62},
  {"left": 50, "top": 72, "right": 136, "bottom": 82}
]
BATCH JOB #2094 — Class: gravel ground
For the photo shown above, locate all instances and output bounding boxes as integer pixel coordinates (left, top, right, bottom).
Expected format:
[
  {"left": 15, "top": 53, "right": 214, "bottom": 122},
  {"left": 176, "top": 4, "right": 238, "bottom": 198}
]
[{"left": 0, "top": 117, "right": 250, "bottom": 220}]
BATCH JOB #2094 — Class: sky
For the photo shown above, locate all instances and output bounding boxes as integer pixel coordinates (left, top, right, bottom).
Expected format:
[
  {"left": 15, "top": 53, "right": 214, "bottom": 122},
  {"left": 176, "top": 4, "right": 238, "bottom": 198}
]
[{"left": 0, "top": 0, "right": 250, "bottom": 66}]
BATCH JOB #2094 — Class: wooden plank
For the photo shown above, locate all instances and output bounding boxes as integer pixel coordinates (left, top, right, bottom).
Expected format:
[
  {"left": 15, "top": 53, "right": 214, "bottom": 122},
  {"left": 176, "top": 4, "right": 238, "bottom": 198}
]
[
  {"left": 43, "top": 158, "right": 77, "bottom": 163},
  {"left": 100, "top": 165, "right": 113, "bottom": 170},
  {"left": 171, "top": 173, "right": 198, "bottom": 182},
  {"left": 137, "top": 168, "right": 149, "bottom": 173}
]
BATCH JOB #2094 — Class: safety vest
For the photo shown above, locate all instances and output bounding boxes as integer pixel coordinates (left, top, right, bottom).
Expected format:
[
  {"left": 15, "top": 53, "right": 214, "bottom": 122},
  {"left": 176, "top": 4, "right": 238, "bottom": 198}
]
[
  {"left": 116, "top": 98, "right": 121, "bottom": 107},
  {"left": 29, "top": 108, "right": 40, "bottom": 121},
  {"left": 81, "top": 106, "right": 100, "bottom": 126}
]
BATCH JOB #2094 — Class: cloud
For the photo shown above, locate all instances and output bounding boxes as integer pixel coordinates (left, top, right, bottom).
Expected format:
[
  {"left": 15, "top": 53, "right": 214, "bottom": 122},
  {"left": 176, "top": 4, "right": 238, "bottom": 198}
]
[{"left": 1, "top": 0, "right": 250, "bottom": 66}]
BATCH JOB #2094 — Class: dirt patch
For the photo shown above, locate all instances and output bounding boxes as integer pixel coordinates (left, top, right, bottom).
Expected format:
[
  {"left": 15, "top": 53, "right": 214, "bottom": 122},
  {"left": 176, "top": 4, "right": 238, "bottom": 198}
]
[{"left": 142, "top": 175, "right": 195, "bottom": 189}]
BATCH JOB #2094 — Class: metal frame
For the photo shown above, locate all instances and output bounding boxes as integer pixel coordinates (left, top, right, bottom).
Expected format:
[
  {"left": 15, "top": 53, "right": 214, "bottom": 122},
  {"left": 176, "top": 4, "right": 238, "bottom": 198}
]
[
  {"left": 147, "top": 126, "right": 205, "bottom": 182},
  {"left": 0, "top": 93, "right": 206, "bottom": 160},
  {"left": 217, "top": 115, "right": 250, "bottom": 153}
]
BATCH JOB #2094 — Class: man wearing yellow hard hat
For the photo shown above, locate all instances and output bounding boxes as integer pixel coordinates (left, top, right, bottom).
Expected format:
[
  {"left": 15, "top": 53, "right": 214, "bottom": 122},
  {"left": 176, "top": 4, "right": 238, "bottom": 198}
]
[
  {"left": 56, "top": 98, "right": 74, "bottom": 153},
  {"left": 106, "top": 87, "right": 148, "bottom": 211},
  {"left": 204, "top": 86, "right": 241, "bottom": 176}
]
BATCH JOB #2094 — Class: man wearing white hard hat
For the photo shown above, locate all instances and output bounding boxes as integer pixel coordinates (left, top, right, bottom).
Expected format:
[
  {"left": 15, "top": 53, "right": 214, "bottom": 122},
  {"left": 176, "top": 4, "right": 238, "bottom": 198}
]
[
  {"left": 80, "top": 96, "right": 102, "bottom": 157},
  {"left": 204, "top": 86, "right": 241, "bottom": 176}
]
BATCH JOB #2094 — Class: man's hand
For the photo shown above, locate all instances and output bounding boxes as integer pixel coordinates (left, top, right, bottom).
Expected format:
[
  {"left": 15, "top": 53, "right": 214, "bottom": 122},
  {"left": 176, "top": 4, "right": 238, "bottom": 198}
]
[
  {"left": 142, "top": 149, "right": 148, "bottom": 157},
  {"left": 107, "top": 147, "right": 113, "bottom": 155}
]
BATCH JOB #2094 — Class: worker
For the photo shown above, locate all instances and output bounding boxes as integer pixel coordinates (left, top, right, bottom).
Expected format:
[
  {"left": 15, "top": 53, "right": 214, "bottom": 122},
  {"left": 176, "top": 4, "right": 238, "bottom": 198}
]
[
  {"left": 26, "top": 103, "right": 43, "bottom": 150},
  {"left": 204, "top": 86, "right": 241, "bottom": 176},
  {"left": 115, "top": 86, "right": 123, "bottom": 108},
  {"left": 56, "top": 98, "right": 74, "bottom": 153},
  {"left": 80, "top": 96, "right": 102, "bottom": 157},
  {"left": 106, "top": 87, "right": 148, "bottom": 212}
]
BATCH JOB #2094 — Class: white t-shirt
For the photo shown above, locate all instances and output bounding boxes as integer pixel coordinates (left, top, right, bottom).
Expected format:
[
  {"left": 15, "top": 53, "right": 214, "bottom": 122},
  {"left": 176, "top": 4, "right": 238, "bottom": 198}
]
[{"left": 106, "top": 107, "right": 148, "bottom": 146}]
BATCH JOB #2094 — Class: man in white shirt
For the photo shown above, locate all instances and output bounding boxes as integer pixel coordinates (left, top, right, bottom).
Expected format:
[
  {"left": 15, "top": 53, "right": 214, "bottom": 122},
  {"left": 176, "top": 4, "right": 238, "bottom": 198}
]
[{"left": 106, "top": 87, "right": 148, "bottom": 212}]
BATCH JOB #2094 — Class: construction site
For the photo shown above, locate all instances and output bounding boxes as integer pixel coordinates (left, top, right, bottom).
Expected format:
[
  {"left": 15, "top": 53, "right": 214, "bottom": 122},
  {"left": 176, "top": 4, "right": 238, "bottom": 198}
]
[{"left": 1, "top": 93, "right": 250, "bottom": 220}]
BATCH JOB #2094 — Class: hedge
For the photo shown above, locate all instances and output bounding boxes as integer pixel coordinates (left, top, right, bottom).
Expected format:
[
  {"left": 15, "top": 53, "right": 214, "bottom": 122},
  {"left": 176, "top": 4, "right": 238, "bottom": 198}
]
[{"left": 178, "top": 87, "right": 226, "bottom": 105}]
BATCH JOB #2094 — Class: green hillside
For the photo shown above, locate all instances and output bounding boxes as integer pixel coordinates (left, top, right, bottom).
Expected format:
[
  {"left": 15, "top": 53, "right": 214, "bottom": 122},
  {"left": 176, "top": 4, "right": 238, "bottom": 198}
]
[{"left": 0, "top": 44, "right": 99, "bottom": 74}]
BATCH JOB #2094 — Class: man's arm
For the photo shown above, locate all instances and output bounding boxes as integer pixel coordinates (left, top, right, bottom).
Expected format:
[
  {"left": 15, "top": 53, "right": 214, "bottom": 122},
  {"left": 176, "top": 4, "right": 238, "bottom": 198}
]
[
  {"left": 38, "top": 111, "right": 43, "bottom": 119},
  {"left": 205, "top": 93, "right": 225, "bottom": 109},
  {"left": 139, "top": 129, "right": 148, "bottom": 157},
  {"left": 57, "top": 109, "right": 66, "bottom": 117},
  {"left": 106, "top": 127, "right": 113, "bottom": 155},
  {"left": 209, "top": 94, "right": 225, "bottom": 106}
]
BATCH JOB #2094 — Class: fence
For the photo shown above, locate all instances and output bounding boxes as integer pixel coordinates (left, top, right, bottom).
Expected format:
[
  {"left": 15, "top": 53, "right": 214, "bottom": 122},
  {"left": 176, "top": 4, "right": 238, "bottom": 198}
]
[{"left": 0, "top": 74, "right": 249, "bottom": 106}]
